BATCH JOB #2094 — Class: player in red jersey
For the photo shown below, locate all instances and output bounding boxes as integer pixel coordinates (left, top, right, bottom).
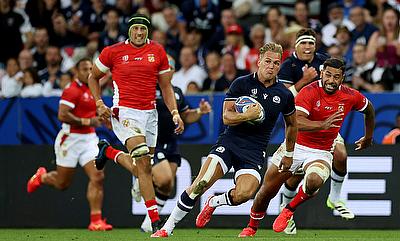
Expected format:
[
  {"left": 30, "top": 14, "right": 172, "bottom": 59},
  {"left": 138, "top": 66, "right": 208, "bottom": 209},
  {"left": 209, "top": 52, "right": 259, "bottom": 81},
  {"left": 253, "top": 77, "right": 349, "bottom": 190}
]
[
  {"left": 27, "top": 58, "right": 113, "bottom": 231},
  {"left": 87, "top": 13, "right": 184, "bottom": 233},
  {"left": 239, "top": 58, "right": 375, "bottom": 237}
]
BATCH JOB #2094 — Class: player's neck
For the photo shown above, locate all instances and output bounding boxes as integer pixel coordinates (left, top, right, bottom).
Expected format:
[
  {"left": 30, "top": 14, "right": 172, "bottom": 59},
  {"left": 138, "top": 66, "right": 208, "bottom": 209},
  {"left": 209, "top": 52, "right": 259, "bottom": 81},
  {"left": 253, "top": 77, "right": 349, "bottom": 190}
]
[{"left": 260, "top": 78, "right": 275, "bottom": 87}]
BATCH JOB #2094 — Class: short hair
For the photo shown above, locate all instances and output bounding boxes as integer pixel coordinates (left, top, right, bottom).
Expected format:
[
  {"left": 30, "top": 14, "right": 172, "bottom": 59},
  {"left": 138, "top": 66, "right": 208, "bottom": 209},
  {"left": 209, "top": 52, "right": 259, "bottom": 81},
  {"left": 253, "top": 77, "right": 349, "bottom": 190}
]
[
  {"left": 323, "top": 58, "right": 346, "bottom": 74},
  {"left": 75, "top": 57, "right": 92, "bottom": 69},
  {"left": 296, "top": 28, "right": 317, "bottom": 39},
  {"left": 23, "top": 67, "right": 40, "bottom": 84},
  {"left": 259, "top": 42, "right": 283, "bottom": 58}
]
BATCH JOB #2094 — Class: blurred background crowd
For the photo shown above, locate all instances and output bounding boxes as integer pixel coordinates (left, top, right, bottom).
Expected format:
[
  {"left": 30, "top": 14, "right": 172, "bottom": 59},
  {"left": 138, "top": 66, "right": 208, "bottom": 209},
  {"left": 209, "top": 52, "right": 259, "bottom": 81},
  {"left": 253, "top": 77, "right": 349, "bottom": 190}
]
[{"left": 1, "top": 0, "right": 400, "bottom": 98}]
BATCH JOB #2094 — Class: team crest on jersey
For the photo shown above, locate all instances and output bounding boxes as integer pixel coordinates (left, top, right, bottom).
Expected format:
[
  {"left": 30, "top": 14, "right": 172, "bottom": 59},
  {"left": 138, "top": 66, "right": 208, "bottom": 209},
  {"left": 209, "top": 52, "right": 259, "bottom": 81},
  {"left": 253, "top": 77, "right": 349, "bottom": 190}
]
[
  {"left": 148, "top": 54, "right": 155, "bottom": 62},
  {"left": 122, "top": 119, "right": 130, "bottom": 127},
  {"left": 122, "top": 55, "right": 129, "bottom": 62},
  {"left": 216, "top": 146, "right": 225, "bottom": 153},
  {"left": 338, "top": 103, "right": 345, "bottom": 112},
  {"left": 273, "top": 96, "right": 281, "bottom": 104},
  {"left": 316, "top": 100, "right": 321, "bottom": 107}
]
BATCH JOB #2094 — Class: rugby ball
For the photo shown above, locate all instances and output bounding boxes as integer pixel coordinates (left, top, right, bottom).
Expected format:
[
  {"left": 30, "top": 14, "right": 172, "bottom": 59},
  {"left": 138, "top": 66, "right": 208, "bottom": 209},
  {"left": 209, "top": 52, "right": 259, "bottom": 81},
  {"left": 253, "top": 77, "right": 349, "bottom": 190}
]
[{"left": 235, "top": 96, "right": 265, "bottom": 124}]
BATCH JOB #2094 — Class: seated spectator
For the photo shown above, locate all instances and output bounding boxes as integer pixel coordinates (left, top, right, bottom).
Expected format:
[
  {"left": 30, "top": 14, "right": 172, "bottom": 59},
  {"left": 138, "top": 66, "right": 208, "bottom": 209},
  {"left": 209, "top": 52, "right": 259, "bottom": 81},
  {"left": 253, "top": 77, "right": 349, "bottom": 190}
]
[
  {"left": 382, "top": 112, "right": 400, "bottom": 144},
  {"left": 98, "top": 8, "right": 126, "bottom": 51},
  {"left": 245, "top": 24, "right": 265, "bottom": 72},
  {"left": 20, "top": 67, "right": 43, "bottom": 97},
  {"left": 171, "top": 46, "right": 207, "bottom": 94},
  {"left": 18, "top": 49, "right": 35, "bottom": 71},
  {"left": 206, "top": 8, "right": 237, "bottom": 53},
  {"left": 214, "top": 51, "right": 249, "bottom": 92},
  {"left": 1, "top": 58, "right": 23, "bottom": 98},
  {"left": 182, "top": 27, "right": 207, "bottom": 68},
  {"left": 334, "top": 25, "right": 353, "bottom": 63},
  {"left": 349, "top": 6, "right": 379, "bottom": 46},
  {"left": 49, "top": 13, "right": 87, "bottom": 48},
  {"left": 61, "top": 0, "right": 91, "bottom": 37},
  {"left": 202, "top": 51, "right": 226, "bottom": 92},
  {"left": 222, "top": 24, "right": 250, "bottom": 70},
  {"left": 39, "top": 46, "right": 67, "bottom": 96},
  {"left": 163, "top": 4, "right": 185, "bottom": 68},
  {"left": 264, "top": 6, "right": 287, "bottom": 47},
  {"left": 327, "top": 44, "right": 343, "bottom": 59},
  {"left": 366, "top": 7, "right": 400, "bottom": 91},
  {"left": 292, "top": 0, "right": 322, "bottom": 33},
  {"left": 31, "top": 27, "right": 50, "bottom": 71}
]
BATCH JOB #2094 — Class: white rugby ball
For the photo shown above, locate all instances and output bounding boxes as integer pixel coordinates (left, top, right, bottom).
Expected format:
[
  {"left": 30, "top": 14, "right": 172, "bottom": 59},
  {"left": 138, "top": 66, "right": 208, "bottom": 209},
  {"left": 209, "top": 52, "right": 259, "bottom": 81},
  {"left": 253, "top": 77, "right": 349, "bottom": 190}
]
[{"left": 234, "top": 96, "right": 265, "bottom": 124}]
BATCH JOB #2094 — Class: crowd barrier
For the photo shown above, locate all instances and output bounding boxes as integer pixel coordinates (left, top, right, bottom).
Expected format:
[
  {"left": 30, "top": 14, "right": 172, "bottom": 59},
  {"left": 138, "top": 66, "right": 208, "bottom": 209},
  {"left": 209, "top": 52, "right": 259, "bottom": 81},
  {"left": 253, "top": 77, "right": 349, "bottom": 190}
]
[{"left": 0, "top": 144, "right": 399, "bottom": 228}]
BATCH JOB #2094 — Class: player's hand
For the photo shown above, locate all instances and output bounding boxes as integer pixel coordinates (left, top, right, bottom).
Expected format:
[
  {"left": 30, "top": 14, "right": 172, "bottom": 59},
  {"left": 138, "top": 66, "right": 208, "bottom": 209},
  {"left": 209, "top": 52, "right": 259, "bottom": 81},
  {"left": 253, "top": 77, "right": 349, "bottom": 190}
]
[
  {"left": 302, "top": 64, "right": 318, "bottom": 84},
  {"left": 91, "top": 117, "right": 102, "bottom": 127},
  {"left": 97, "top": 102, "right": 112, "bottom": 120},
  {"left": 173, "top": 113, "right": 184, "bottom": 135},
  {"left": 245, "top": 103, "right": 262, "bottom": 121},
  {"left": 279, "top": 156, "right": 293, "bottom": 173},
  {"left": 355, "top": 136, "right": 373, "bottom": 150},
  {"left": 321, "top": 111, "right": 344, "bottom": 130},
  {"left": 198, "top": 98, "right": 212, "bottom": 114}
]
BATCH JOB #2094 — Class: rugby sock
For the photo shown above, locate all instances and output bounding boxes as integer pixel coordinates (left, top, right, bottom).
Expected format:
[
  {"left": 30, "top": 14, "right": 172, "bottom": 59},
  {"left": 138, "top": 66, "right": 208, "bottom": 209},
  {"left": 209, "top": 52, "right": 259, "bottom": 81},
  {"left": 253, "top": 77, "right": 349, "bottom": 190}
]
[
  {"left": 287, "top": 185, "right": 311, "bottom": 211},
  {"left": 329, "top": 167, "right": 346, "bottom": 203},
  {"left": 209, "top": 189, "right": 233, "bottom": 207},
  {"left": 90, "top": 212, "right": 102, "bottom": 223},
  {"left": 248, "top": 208, "right": 265, "bottom": 230},
  {"left": 155, "top": 190, "right": 169, "bottom": 211},
  {"left": 105, "top": 146, "right": 124, "bottom": 163},
  {"left": 281, "top": 183, "right": 297, "bottom": 206},
  {"left": 163, "top": 191, "right": 196, "bottom": 234},
  {"left": 145, "top": 199, "right": 160, "bottom": 223}
]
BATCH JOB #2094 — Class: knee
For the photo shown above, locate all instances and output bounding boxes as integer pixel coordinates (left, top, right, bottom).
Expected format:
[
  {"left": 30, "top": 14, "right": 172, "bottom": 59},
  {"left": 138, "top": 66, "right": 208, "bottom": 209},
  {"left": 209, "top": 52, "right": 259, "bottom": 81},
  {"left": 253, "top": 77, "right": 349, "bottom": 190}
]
[
  {"left": 305, "top": 173, "right": 323, "bottom": 194},
  {"left": 155, "top": 175, "right": 174, "bottom": 193},
  {"left": 90, "top": 171, "right": 104, "bottom": 185}
]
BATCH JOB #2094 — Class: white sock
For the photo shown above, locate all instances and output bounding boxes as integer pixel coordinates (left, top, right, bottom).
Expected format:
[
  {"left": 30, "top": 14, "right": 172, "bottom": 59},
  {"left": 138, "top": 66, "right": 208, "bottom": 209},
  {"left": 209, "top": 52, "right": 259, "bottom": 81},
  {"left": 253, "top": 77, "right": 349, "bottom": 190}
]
[
  {"left": 329, "top": 169, "right": 346, "bottom": 203},
  {"left": 209, "top": 191, "right": 231, "bottom": 208},
  {"left": 163, "top": 205, "right": 188, "bottom": 234},
  {"left": 281, "top": 184, "right": 297, "bottom": 206}
]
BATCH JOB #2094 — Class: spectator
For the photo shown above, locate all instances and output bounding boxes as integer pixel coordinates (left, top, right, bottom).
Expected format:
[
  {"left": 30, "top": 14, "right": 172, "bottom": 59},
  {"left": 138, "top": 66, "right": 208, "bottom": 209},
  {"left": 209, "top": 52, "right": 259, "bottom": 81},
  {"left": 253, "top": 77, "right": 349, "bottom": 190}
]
[
  {"left": 20, "top": 67, "right": 43, "bottom": 97},
  {"left": 98, "top": 8, "right": 126, "bottom": 51},
  {"left": 327, "top": 44, "right": 343, "bottom": 59},
  {"left": 321, "top": 2, "right": 355, "bottom": 47},
  {"left": 245, "top": 23, "right": 265, "bottom": 72},
  {"left": 163, "top": 4, "right": 184, "bottom": 65},
  {"left": 264, "top": 6, "right": 286, "bottom": 47},
  {"left": 202, "top": 51, "right": 226, "bottom": 92},
  {"left": 31, "top": 27, "right": 50, "bottom": 71},
  {"left": 182, "top": 27, "right": 207, "bottom": 68},
  {"left": 39, "top": 46, "right": 67, "bottom": 96},
  {"left": 382, "top": 112, "right": 400, "bottom": 144},
  {"left": 25, "top": 0, "right": 61, "bottom": 32},
  {"left": 49, "top": 13, "right": 87, "bottom": 48},
  {"left": 87, "top": 0, "right": 111, "bottom": 41},
  {"left": 180, "top": 0, "right": 220, "bottom": 43},
  {"left": 18, "top": 49, "right": 35, "bottom": 71},
  {"left": 349, "top": 6, "right": 379, "bottom": 46},
  {"left": 292, "top": 0, "right": 322, "bottom": 33},
  {"left": 1, "top": 58, "right": 23, "bottom": 98},
  {"left": 61, "top": 0, "right": 91, "bottom": 37},
  {"left": 0, "top": 0, "right": 24, "bottom": 66},
  {"left": 222, "top": 24, "right": 250, "bottom": 70},
  {"left": 115, "top": 0, "right": 136, "bottom": 31},
  {"left": 171, "top": 46, "right": 207, "bottom": 93},
  {"left": 216, "top": 51, "right": 249, "bottom": 91},
  {"left": 334, "top": 25, "right": 353, "bottom": 64},
  {"left": 206, "top": 8, "right": 237, "bottom": 53}
]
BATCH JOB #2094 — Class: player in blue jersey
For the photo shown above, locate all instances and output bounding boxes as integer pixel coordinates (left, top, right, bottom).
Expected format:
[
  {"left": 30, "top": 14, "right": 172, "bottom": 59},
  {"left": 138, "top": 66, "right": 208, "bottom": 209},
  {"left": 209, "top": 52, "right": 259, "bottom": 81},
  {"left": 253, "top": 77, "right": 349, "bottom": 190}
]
[
  {"left": 277, "top": 28, "right": 354, "bottom": 235},
  {"left": 151, "top": 42, "right": 298, "bottom": 238}
]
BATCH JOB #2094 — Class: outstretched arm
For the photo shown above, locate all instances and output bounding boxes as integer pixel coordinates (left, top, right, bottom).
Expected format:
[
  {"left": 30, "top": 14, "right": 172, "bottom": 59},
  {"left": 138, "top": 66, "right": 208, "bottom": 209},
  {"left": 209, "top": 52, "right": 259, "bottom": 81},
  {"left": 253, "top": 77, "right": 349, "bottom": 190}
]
[
  {"left": 181, "top": 99, "right": 212, "bottom": 124},
  {"left": 355, "top": 101, "right": 375, "bottom": 150}
]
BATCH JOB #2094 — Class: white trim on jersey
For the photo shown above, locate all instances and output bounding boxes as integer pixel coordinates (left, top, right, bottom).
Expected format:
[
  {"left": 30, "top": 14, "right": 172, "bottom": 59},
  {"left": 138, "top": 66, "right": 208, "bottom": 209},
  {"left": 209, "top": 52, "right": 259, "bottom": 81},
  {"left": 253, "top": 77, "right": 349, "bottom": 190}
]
[
  {"left": 112, "top": 81, "right": 120, "bottom": 107},
  {"left": 224, "top": 97, "right": 237, "bottom": 101},
  {"left": 358, "top": 98, "right": 369, "bottom": 112},
  {"left": 208, "top": 154, "right": 229, "bottom": 174},
  {"left": 235, "top": 169, "right": 261, "bottom": 184},
  {"left": 278, "top": 79, "right": 294, "bottom": 84},
  {"left": 159, "top": 68, "right": 171, "bottom": 75},
  {"left": 60, "top": 99, "right": 75, "bottom": 108},
  {"left": 95, "top": 58, "right": 109, "bottom": 73},
  {"left": 296, "top": 106, "right": 310, "bottom": 115}
]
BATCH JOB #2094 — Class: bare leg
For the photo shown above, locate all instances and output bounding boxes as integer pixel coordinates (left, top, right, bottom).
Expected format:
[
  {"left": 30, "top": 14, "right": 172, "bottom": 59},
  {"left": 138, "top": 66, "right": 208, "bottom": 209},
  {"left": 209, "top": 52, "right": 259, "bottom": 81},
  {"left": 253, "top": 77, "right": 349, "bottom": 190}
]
[
  {"left": 41, "top": 166, "right": 75, "bottom": 190},
  {"left": 83, "top": 161, "right": 104, "bottom": 214}
]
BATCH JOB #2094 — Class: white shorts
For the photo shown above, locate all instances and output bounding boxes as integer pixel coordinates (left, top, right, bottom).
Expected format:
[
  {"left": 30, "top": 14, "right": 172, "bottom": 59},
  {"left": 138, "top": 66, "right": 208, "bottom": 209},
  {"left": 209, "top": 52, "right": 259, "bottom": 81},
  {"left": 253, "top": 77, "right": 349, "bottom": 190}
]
[
  {"left": 270, "top": 143, "right": 333, "bottom": 172},
  {"left": 332, "top": 133, "right": 345, "bottom": 151},
  {"left": 111, "top": 107, "right": 158, "bottom": 147},
  {"left": 54, "top": 131, "right": 99, "bottom": 168}
]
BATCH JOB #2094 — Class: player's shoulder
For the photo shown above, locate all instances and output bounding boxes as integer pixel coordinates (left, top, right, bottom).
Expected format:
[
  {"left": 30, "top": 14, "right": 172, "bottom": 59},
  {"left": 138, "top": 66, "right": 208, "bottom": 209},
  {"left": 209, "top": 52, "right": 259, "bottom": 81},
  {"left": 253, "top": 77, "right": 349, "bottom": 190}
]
[
  {"left": 232, "top": 72, "right": 254, "bottom": 85},
  {"left": 302, "top": 80, "right": 319, "bottom": 93},
  {"left": 274, "top": 82, "right": 293, "bottom": 96},
  {"left": 104, "top": 41, "right": 126, "bottom": 51},
  {"left": 148, "top": 40, "right": 165, "bottom": 51},
  {"left": 62, "top": 81, "right": 80, "bottom": 96},
  {"left": 281, "top": 54, "right": 295, "bottom": 66},
  {"left": 315, "top": 52, "right": 329, "bottom": 62},
  {"left": 339, "top": 84, "right": 361, "bottom": 96}
]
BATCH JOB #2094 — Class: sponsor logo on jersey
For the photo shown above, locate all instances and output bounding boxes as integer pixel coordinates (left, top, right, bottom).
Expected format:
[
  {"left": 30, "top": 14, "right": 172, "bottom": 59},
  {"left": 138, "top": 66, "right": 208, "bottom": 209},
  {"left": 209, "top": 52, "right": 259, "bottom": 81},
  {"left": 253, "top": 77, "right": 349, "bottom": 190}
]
[{"left": 263, "top": 93, "right": 268, "bottom": 99}]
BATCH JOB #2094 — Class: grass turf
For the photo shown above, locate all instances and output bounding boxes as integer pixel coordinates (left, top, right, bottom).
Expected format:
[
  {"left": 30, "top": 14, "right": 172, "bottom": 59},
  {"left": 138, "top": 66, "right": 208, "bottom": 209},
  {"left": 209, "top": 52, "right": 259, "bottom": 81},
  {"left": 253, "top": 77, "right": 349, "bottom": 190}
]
[{"left": 0, "top": 229, "right": 399, "bottom": 241}]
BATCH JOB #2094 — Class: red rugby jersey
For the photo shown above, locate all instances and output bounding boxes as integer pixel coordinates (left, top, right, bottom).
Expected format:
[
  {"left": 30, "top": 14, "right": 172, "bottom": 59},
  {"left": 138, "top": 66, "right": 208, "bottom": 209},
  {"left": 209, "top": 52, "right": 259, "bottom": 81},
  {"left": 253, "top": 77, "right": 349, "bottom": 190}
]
[{"left": 295, "top": 80, "right": 368, "bottom": 151}]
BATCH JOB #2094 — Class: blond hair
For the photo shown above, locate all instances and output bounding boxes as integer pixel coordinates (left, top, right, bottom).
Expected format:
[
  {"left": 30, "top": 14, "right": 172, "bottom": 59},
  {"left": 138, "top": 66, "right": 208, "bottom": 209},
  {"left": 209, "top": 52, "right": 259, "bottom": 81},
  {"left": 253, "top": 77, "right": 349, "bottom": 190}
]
[{"left": 259, "top": 42, "right": 283, "bottom": 58}]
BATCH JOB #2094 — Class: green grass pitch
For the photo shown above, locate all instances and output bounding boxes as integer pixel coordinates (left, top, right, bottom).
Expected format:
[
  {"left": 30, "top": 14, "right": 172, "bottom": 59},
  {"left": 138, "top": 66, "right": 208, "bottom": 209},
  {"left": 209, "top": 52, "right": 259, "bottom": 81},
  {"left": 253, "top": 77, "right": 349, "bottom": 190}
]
[{"left": 0, "top": 229, "right": 399, "bottom": 241}]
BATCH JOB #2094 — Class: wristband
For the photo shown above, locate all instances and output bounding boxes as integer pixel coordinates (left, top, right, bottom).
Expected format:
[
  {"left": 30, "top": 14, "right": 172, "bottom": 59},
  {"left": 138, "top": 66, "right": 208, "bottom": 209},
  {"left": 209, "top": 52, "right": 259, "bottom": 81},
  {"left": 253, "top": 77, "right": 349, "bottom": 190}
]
[
  {"left": 288, "top": 85, "right": 298, "bottom": 97},
  {"left": 171, "top": 109, "right": 179, "bottom": 116},
  {"left": 81, "top": 118, "right": 91, "bottom": 126},
  {"left": 284, "top": 150, "right": 294, "bottom": 158}
]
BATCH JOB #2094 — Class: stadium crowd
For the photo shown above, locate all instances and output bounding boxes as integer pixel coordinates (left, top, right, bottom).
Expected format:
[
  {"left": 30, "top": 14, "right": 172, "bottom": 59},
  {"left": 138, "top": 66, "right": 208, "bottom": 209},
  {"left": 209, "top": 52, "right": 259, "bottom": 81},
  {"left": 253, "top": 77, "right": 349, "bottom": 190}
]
[{"left": 1, "top": 0, "right": 400, "bottom": 98}]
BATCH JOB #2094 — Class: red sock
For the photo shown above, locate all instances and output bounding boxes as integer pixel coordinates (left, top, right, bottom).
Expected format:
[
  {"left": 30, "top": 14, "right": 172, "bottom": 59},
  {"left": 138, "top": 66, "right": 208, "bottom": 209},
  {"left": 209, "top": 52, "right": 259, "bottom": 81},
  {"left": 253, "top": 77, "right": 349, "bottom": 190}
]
[
  {"left": 248, "top": 208, "right": 265, "bottom": 230},
  {"left": 145, "top": 199, "right": 160, "bottom": 223},
  {"left": 90, "top": 212, "right": 102, "bottom": 223},
  {"left": 105, "top": 146, "right": 122, "bottom": 162},
  {"left": 288, "top": 185, "right": 311, "bottom": 211}
]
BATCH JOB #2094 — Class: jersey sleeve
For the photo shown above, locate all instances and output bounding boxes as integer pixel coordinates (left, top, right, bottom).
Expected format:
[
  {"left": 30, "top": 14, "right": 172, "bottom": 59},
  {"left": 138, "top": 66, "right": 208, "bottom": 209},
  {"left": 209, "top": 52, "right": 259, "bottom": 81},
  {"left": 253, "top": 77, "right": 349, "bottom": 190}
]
[
  {"left": 277, "top": 59, "right": 294, "bottom": 85},
  {"left": 351, "top": 89, "right": 369, "bottom": 112},
  {"left": 295, "top": 85, "right": 314, "bottom": 115},
  {"left": 225, "top": 78, "right": 244, "bottom": 101},
  {"left": 59, "top": 86, "right": 80, "bottom": 109},
  {"left": 283, "top": 90, "right": 296, "bottom": 116},
  {"left": 158, "top": 45, "right": 171, "bottom": 75},
  {"left": 95, "top": 46, "right": 112, "bottom": 73},
  {"left": 176, "top": 87, "right": 190, "bottom": 113}
]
